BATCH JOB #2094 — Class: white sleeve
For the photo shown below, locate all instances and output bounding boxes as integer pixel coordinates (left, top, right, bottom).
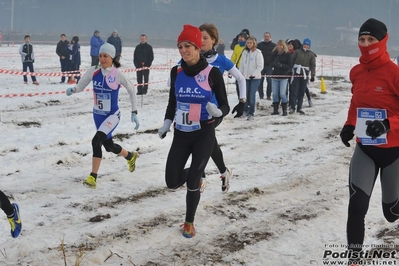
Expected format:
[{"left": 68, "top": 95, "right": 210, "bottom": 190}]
[
  {"left": 74, "top": 67, "right": 96, "bottom": 93},
  {"left": 228, "top": 66, "right": 246, "bottom": 99},
  {"left": 117, "top": 70, "right": 138, "bottom": 112}
]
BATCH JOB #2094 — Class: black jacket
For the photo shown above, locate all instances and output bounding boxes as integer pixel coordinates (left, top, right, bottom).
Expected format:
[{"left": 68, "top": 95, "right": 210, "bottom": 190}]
[
  {"left": 257, "top": 41, "right": 276, "bottom": 66},
  {"left": 56, "top": 40, "right": 69, "bottom": 58},
  {"left": 107, "top": 35, "right": 122, "bottom": 56},
  {"left": 133, "top": 42, "right": 154, "bottom": 68},
  {"left": 270, "top": 51, "right": 292, "bottom": 79}
]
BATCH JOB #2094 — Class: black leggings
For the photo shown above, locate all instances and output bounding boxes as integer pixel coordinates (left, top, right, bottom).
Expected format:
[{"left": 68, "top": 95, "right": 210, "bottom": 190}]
[
  {"left": 92, "top": 131, "right": 122, "bottom": 158},
  {"left": 0, "top": 190, "right": 14, "bottom": 216},
  {"left": 347, "top": 144, "right": 399, "bottom": 252},
  {"left": 165, "top": 122, "right": 215, "bottom": 223}
]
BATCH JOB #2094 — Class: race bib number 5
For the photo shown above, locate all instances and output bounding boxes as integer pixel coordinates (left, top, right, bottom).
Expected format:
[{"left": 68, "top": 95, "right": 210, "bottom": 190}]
[
  {"left": 93, "top": 93, "right": 111, "bottom": 115},
  {"left": 175, "top": 102, "right": 201, "bottom": 132}
]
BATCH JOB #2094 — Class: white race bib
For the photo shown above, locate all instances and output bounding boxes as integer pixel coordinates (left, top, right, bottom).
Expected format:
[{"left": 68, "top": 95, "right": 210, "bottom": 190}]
[
  {"left": 93, "top": 93, "right": 111, "bottom": 115},
  {"left": 354, "top": 108, "right": 388, "bottom": 145},
  {"left": 175, "top": 102, "right": 201, "bottom": 132}
]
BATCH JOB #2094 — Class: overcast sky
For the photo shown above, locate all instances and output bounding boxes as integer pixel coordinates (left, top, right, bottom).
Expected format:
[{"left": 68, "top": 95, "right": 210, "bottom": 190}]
[{"left": 1, "top": 0, "right": 398, "bottom": 56}]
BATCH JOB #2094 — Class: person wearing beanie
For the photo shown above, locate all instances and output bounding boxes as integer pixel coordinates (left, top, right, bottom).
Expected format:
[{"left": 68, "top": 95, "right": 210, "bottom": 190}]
[
  {"left": 65, "top": 43, "right": 140, "bottom": 189},
  {"left": 339, "top": 18, "right": 399, "bottom": 266},
  {"left": 289, "top": 37, "right": 316, "bottom": 115},
  {"left": 90, "top": 30, "right": 105, "bottom": 66},
  {"left": 158, "top": 24, "right": 230, "bottom": 238},
  {"left": 230, "top": 28, "right": 250, "bottom": 50},
  {"left": 133, "top": 34, "right": 154, "bottom": 95},
  {"left": 107, "top": 29, "right": 122, "bottom": 57},
  {"left": 231, "top": 32, "right": 249, "bottom": 99}
]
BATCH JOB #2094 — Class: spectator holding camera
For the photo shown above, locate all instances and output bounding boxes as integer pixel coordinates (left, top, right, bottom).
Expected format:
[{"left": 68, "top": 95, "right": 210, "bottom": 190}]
[{"left": 339, "top": 18, "right": 399, "bottom": 265}]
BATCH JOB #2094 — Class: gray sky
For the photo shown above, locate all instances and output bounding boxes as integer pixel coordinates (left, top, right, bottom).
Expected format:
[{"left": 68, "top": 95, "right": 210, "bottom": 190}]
[{"left": 1, "top": 0, "right": 398, "bottom": 56}]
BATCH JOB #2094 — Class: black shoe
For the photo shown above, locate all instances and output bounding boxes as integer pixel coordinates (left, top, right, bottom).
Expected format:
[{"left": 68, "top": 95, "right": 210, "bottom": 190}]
[
  {"left": 298, "top": 109, "right": 305, "bottom": 115},
  {"left": 59, "top": 81, "right": 65, "bottom": 84}
]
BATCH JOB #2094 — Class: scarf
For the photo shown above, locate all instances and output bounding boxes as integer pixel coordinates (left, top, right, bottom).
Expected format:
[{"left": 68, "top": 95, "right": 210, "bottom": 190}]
[
  {"left": 181, "top": 55, "right": 208, "bottom": 77},
  {"left": 359, "top": 34, "right": 391, "bottom": 70},
  {"left": 201, "top": 48, "right": 217, "bottom": 58}
]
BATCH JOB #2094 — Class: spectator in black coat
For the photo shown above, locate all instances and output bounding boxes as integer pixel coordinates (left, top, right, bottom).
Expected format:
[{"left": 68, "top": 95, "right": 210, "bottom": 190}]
[
  {"left": 56, "top": 33, "right": 70, "bottom": 83},
  {"left": 257, "top": 32, "right": 276, "bottom": 100},
  {"left": 133, "top": 34, "right": 154, "bottom": 95},
  {"left": 107, "top": 29, "right": 122, "bottom": 57}
]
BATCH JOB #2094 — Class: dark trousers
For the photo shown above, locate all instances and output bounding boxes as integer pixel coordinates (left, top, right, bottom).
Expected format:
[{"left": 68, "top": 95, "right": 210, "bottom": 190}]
[
  {"left": 91, "top": 56, "right": 99, "bottom": 67},
  {"left": 136, "top": 69, "right": 150, "bottom": 95},
  {"left": 60, "top": 58, "right": 69, "bottom": 82},
  {"left": 165, "top": 122, "right": 215, "bottom": 223},
  {"left": 0, "top": 190, "right": 14, "bottom": 217},
  {"left": 22, "top": 62, "right": 37, "bottom": 82},
  {"left": 258, "top": 66, "right": 272, "bottom": 98},
  {"left": 290, "top": 77, "right": 307, "bottom": 111}
]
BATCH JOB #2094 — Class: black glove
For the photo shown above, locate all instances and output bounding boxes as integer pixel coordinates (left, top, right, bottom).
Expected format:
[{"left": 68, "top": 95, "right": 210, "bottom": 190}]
[
  {"left": 275, "top": 62, "right": 282, "bottom": 68},
  {"left": 310, "top": 77, "right": 315, "bottom": 82},
  {"left": 228, "top": 74, "right": 232, "bottom": 79},
  {"left": 231, "top": 102, "right": 244, "bottom": 118},
  {"left": 366, "top": 119, "right": 390, "bottom": 140},
  {"left": 249, "top": 75, "right": 255, "bottom": 79},
  {"left": 340, "top": 125, "right": 355, "bottom": 147}
]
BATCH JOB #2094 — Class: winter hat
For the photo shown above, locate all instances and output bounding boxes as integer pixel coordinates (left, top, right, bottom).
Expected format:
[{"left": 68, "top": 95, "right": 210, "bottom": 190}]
[
  {"left": 94, "top": 30, "right": 99, "bottom": 34},
  {"left": 177, "top": 24, "right": 202, "bottom": 49},
  {"left": 113, "top": 29, "right": 117, "bottom": 33},
  {"left": 241, "top": 29, "right": 250, "bottom": 35},
  {"left": 99, "top": 43, "right": 116, "bottom": 58},
  {"left": 238, "top": 31, "right": 248, "bottom": 40},
  {"left": 303, "top": 38, "right": 311, "bottom": 47},
  {"left": 359, "top": 18, "right": 387, "bottom": 41}
]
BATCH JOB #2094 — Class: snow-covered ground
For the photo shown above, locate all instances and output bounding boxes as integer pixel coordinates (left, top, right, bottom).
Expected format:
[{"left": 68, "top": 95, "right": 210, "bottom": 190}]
[{"left": 0, "top": 44, "right": 397, "bottom": 266}]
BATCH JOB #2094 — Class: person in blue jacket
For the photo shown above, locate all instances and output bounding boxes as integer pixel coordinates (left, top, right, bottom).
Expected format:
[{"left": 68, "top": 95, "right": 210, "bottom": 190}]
[{"left": 90, "top": 30, "right": 105, "bottom": 66}]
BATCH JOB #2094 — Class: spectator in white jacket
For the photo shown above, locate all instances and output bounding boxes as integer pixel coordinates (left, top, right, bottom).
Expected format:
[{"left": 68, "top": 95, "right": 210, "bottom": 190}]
[{"left": 239, "top": 36, "right": 264, "bottom": 120}]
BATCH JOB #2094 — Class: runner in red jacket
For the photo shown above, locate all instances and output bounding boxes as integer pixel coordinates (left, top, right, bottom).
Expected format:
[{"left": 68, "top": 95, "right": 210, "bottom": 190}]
[{"left": 340, "top": 18, "right": 399, "bottom": 266}]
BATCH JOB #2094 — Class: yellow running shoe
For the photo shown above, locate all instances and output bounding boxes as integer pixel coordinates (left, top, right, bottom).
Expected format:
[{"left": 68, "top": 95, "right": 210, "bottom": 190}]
[
  {"left": 127, "top": 151, "right": 139, "bottom": 172},
  {"left": 83, "top": 175, "right": 96, "bottom": 189},
  {"left": 181, "top": 221, "right": 195, "bottom": 238}
]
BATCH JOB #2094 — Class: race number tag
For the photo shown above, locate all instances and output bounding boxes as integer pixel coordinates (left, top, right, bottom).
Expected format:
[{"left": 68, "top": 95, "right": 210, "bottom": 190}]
[
  {"left": 354, "top": 108, "right": 387, "bottom": 145},
  {"left": 175, "top": 102, "right": 201, "bottom": 132},
  {"left": 93, "top": 93, "right": 111, "bottom": 115}
]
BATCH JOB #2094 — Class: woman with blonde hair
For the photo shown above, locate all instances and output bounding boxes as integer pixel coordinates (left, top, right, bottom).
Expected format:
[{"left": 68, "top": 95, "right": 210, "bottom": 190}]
[
  {"left": 270, "top": 40, "right": 292, "bottom": 116},
  {"left": 239, "top": 36, "right": 264, "bottom": 120}
]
